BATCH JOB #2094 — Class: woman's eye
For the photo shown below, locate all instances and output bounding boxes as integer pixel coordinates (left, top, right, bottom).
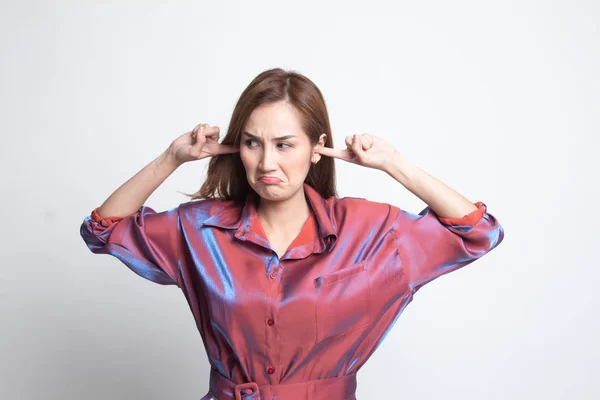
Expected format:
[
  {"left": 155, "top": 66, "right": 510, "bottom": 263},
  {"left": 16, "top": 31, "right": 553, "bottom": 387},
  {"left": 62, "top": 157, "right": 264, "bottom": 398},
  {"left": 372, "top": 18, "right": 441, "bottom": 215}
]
[{"left": 244, "top": 139, "right": 290, "bottom": 149}]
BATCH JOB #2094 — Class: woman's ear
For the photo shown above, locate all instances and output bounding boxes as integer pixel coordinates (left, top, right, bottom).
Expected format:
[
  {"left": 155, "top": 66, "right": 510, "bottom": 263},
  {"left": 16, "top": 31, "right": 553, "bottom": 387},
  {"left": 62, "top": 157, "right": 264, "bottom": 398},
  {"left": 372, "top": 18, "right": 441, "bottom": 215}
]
[
  {"left": 312, "top": 133, "right": 328, "bottom": 164},
  {"left": 318, "top": 133, "right": 327, "bottom": 147}
]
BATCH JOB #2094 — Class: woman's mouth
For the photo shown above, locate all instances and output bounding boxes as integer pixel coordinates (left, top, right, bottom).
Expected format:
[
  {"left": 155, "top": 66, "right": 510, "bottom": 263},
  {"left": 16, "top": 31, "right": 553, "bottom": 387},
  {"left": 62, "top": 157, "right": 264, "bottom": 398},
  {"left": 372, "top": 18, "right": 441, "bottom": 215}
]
[{"left": 258, "top": 177, "right": 282, "bottom": 184}]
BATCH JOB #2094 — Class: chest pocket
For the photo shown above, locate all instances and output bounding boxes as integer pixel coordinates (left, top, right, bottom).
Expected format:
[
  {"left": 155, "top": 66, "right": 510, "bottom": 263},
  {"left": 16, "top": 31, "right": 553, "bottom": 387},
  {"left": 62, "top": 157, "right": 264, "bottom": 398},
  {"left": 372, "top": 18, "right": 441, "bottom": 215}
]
[{"left": 314, "top": 261, "right": 371, "bottom": 344}]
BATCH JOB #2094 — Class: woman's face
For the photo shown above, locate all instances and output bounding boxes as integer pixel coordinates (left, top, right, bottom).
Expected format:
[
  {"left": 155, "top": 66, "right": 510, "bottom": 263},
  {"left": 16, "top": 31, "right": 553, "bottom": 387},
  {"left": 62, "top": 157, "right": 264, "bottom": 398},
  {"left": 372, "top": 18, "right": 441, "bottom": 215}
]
[{"left": 240, "top": 101, "right": 326, "bottom": 203}]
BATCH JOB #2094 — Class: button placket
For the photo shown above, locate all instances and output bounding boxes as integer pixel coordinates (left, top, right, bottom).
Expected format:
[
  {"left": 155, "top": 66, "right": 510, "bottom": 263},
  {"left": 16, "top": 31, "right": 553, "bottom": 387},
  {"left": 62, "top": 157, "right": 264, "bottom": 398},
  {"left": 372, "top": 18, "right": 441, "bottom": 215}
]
[{"left": 264, "top": 256, "right": 281, "bottom": 383}]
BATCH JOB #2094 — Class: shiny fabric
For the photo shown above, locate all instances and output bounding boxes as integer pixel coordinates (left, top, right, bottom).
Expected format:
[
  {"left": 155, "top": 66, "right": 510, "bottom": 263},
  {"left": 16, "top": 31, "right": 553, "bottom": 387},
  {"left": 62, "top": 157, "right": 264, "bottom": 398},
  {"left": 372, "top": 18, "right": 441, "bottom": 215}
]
[
  {"left": 209, "top": 367, "right": 357, "bottom": 400},
  {"left": 80, "top": 183, "right": 504, "bottom": 400}
]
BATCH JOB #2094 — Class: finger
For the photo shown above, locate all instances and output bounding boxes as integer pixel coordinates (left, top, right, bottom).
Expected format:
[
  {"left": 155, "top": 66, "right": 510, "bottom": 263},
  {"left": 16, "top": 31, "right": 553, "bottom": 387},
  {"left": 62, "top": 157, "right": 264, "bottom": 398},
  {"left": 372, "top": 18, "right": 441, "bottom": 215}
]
[
  {"left": 346, "top": 133, "right": 373, "bottom": 150},
  {"left": 359, "top": 134, "right": 372, "bottom": 150},
  {"left": 192, "top": 123, "right": 207, "bottom": 135},
  {"left": 191, "top": 125, "right": 207, "bottom": 156},
  {"left": 315, "top": 145, "right": 339, "bottom": 158},
  {"left": 215, "top": 144, "right": 239, "bottom": 154},
  {"left": 191, "top": 123, "right": 206, "bottom": 141},
  {"left": 351, "top": 134, "right": 366, "bottom": 160},
  {"left": 316, "top": 146, "right": 355, "bottom": 162},
  {"left": 202, "top": 143, "right": 239, "bottom": 155},
  {"left": 204, "top": 125, "right": 220, "bottom": 141},
  {"left": 345, "top": 135, "right": 353, "bottom": 149}
]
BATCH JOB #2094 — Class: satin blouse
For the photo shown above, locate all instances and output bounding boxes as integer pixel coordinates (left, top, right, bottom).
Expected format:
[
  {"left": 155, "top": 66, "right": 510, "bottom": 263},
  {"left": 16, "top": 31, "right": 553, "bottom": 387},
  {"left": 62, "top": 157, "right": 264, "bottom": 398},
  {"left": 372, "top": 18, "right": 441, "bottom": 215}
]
[{"left": 80, "top": 183, "right": 504, "bottom": 399}]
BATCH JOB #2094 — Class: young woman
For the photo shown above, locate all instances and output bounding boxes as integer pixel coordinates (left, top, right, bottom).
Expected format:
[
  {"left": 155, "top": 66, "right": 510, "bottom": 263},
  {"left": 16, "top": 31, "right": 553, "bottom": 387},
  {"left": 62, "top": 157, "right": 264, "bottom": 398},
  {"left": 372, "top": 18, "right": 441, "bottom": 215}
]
[{"left": 80, "top": 68, "right": 504, "bottom": 400}]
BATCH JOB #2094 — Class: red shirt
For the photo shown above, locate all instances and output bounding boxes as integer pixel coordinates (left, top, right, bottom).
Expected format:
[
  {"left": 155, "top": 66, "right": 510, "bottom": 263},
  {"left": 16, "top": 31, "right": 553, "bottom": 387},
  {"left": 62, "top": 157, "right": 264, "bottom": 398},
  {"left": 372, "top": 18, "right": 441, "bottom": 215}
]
[{"left": 81, "top": 183, "right": 503, "bottom": 400}]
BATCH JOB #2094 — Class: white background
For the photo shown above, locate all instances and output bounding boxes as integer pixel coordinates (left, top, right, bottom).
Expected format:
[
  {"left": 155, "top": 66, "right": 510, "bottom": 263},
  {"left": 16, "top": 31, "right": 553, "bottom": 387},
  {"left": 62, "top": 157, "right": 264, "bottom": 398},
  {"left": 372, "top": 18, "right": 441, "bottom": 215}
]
[{"left": 1, "top": 1, "right": 598, "bottom": 399}]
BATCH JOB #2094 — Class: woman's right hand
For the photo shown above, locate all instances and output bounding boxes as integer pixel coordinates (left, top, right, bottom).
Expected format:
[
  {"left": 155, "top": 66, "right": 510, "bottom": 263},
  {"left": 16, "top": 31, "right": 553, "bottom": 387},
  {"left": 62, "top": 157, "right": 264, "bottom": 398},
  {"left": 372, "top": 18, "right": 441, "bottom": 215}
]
[{"left": 167, "top": 123, "right": 239, "bottom": 166}]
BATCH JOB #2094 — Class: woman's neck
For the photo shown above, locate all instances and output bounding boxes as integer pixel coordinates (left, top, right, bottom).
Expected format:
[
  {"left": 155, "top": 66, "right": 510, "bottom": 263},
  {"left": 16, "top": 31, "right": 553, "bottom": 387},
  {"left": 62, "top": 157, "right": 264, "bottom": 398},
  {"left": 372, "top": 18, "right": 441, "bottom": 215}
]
[{"left": 257, "top": 188, "right": 311, "bottom": 235}]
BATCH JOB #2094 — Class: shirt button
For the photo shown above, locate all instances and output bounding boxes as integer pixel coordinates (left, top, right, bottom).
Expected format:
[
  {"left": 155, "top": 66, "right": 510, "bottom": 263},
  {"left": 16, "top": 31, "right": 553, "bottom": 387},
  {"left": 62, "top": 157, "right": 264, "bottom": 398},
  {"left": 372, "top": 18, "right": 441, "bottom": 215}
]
[
  {"left": 267, "top": 366, "right": 275, "bottom": 375},
  {"left": 269, "top": 271, "right": 277, "bottom": 279},
  {"left": 267, "top": 318, "right": 274, "bottom": 326}
]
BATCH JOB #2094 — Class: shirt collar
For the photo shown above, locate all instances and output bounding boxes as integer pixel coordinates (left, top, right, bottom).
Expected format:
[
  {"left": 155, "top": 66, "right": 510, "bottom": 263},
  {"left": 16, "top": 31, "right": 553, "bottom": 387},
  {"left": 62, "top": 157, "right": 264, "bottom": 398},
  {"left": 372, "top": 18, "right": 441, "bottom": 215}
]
[{"left": 202, "top": 183, "right": 338, "bottom": 256}]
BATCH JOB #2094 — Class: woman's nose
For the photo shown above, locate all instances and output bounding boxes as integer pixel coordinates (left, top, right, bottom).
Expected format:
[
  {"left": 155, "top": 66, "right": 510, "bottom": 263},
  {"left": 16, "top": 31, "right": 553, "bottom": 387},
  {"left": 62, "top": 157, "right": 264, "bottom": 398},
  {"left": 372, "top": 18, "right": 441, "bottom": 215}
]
[{"left": 259, "top": 147, "right": 278, "bottom": 170}]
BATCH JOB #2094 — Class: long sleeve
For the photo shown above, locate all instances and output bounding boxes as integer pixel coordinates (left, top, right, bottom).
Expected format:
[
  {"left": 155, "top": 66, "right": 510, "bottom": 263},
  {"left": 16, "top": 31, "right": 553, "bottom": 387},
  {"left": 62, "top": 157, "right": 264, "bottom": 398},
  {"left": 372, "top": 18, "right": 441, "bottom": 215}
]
[
  {"left": 391, "top": 201, "right": 504, "bottom": 294},
  {"left": 79, "top": 205, "right": 182, "bottom": 286}
]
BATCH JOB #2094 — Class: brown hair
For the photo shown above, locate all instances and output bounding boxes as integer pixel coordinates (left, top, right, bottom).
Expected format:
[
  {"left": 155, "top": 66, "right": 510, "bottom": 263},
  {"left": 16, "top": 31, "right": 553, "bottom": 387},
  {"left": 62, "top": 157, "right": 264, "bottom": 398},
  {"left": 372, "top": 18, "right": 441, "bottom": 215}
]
[{"left": 186, "top": 68, "right": 338, "bottom": 202}]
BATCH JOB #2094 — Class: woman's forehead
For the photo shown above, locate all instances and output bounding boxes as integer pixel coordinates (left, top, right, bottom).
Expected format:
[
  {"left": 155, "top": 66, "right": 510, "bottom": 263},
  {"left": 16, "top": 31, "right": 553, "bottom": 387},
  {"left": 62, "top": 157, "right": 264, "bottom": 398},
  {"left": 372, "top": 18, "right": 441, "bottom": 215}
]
[{"left": 244, "top": 103, "right": 307, "bottom": 139}]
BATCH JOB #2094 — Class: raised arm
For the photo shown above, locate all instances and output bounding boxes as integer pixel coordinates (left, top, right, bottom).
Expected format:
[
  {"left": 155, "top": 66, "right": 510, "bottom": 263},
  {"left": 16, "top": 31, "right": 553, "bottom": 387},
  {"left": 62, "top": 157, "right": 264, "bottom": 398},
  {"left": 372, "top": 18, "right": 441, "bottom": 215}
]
[
  {"left": 80, "top": 123, "right": 238, "bottom": 286},
  {"left": 95, "top": 150, "right": 181, "bottom": 219},
  {"left": 96, "top": 123, "right": 232, "bottom": 218}
]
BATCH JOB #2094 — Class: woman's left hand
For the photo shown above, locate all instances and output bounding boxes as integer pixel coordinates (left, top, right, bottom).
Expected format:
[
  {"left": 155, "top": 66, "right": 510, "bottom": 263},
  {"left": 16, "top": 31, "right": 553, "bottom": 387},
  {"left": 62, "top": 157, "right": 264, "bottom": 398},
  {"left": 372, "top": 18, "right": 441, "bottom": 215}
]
[{"left": 315, "top": 133, "right": 399, "bottom": 171}]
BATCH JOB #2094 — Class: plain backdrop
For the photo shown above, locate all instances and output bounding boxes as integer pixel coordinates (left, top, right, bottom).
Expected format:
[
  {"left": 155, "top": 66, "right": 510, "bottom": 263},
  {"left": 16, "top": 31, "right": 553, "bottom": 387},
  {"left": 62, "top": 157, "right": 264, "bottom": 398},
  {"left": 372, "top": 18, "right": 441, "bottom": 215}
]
[{"left": 1, "top": 1, "right": 598, "bottom": 399}]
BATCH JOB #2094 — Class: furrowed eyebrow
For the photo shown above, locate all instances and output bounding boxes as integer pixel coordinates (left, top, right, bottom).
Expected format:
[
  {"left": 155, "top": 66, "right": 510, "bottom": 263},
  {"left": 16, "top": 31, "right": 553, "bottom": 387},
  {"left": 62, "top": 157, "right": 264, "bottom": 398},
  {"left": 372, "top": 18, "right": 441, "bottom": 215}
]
[{"left": 242, "top": 131, "right": 297, "bottom": 141}]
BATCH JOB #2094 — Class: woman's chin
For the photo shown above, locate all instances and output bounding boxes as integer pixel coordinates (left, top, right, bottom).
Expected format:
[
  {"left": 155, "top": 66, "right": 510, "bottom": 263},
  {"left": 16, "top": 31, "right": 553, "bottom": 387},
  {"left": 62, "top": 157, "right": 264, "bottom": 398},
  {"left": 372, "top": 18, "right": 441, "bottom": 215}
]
[{"left": 253, "top": 182, "right": 295, "bottom": 202}]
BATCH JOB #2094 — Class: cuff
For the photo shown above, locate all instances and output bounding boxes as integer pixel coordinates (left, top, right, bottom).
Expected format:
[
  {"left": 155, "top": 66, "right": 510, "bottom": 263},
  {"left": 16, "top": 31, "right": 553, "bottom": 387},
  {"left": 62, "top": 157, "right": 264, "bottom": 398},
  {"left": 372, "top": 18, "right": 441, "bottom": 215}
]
[
  {"left": 438, "top": 201, "right": 486, "bottom": 226},
  {"left": 91, "top": 207, "right": 125, "bottom": 228}
]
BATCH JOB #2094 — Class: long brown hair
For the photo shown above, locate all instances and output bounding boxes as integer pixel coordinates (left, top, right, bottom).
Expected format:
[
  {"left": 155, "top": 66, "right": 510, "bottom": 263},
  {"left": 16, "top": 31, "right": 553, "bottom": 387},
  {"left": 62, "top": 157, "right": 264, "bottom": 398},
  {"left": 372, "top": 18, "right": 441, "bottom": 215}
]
[{"left": 186, "top": 68, "right": 338, "bottom": 202}]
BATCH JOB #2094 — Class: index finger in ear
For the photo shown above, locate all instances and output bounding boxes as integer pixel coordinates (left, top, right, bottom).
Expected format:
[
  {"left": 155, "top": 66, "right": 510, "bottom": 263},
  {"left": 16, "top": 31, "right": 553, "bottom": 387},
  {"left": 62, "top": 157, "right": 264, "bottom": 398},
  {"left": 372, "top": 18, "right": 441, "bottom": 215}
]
[
  {"left": 317, "top": 146, "right": 354, "bottom": 162},
  {"left": 216, "top": 144, "right": 240, "bottom": 154},
  {"left": 315, "top": 146, "right": 339, "bottom": 157}
]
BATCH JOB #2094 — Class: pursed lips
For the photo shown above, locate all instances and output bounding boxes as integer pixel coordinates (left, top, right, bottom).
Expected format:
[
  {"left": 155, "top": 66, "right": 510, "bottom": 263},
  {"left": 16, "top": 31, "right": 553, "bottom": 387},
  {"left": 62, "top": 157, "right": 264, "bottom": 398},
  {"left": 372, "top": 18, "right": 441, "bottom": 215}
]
[{"left": 258, "top": 176, "right": 282, "bottom": 183}]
